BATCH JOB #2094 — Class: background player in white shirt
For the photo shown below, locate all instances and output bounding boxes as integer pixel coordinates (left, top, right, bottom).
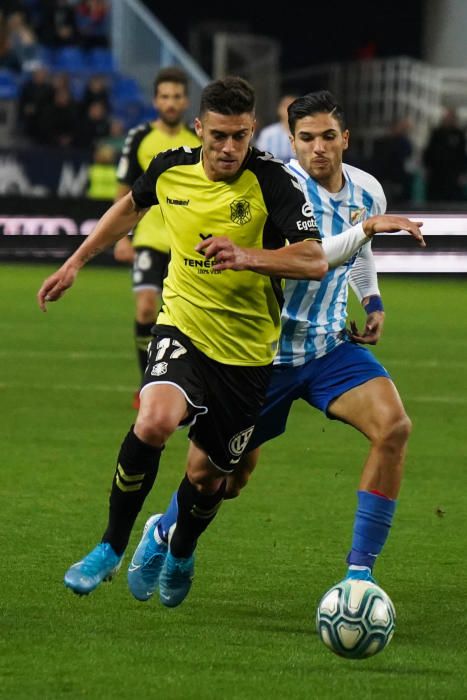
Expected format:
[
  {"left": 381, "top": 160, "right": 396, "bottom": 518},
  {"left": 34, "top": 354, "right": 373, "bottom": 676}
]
[{"left": 255, "top": 94, "right": 296, "bottom": 162}]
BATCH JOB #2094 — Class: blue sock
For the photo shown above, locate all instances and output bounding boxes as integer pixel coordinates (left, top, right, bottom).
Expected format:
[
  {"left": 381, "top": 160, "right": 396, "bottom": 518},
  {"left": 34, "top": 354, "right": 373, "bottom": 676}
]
[
  {"left": 157, "top": 491, "right": 178, "bottom": 543},
  {"left": 346, "top": 490, "right": 397, "bottom": 570}
]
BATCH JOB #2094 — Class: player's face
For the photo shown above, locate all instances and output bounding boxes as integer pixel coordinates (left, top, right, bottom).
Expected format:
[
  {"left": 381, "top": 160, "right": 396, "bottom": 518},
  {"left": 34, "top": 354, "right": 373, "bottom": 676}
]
[
  {"left": 154, "top": 81, "right": 189, "bottom": 127},
  {"left": 291, "top": 113, "right": 349, "bottom": 190},
  {"left": 195, "top": 111, "right": 255, "bottom": 181}
]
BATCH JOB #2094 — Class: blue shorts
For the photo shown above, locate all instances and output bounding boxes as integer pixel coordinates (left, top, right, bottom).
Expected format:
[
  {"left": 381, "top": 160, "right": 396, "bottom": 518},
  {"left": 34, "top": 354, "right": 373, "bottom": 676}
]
[{"left": 250, "top": 341, "right": 390, "bottom": 449}]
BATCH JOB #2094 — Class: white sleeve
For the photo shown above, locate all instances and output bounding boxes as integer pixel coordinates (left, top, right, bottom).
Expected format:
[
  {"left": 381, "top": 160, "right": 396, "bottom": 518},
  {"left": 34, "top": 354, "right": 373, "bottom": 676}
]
[
  {"left": 321, "top": 223, "right": 369, "bottom": 268},
  {"left": 349, "top": 242, "right": 380, "bottom": 303}
]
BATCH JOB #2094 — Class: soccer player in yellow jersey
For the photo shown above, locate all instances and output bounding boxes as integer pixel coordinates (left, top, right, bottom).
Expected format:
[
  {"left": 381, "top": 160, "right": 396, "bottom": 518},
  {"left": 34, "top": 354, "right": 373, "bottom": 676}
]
[
  {"left": 37, "top": 77, "right": 329, "bottom": 602},
  {"left": 113, "top": 67, "right": 200, "bottom": 405}
]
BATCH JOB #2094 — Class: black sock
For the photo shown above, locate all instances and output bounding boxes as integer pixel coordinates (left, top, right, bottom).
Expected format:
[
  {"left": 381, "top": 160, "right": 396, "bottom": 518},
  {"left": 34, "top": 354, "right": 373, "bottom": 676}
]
[
  {"left": 102, "top": 427, "right": 162, "bottom": 555},
  {"left": 170, "top": 474, "right": 226, "bottom": 558},
  {"left": 134, "top": 321, "right": 153, "bottom": 378}
]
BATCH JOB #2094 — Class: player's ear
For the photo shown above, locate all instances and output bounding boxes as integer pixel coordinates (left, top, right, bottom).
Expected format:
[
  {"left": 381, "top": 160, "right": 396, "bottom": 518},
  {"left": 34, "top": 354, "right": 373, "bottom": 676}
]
[
  {"left": 342, "top": 129, "right": 350, "bottom": 151},
  {"left": 289, "top": 134, "right": 297, "bottom": 155},
  {"left": 194, "top": 117, "right": 203, "bottom": 138}
]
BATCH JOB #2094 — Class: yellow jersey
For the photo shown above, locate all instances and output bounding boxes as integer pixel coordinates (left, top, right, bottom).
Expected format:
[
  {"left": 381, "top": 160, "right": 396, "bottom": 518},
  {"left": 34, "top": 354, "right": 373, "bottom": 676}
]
[
  {"left": 116, "top": 122, "right": 200, "bottom": 252},
  {"left": 132, "top": 146, "right": 321, "bottom": 365}
]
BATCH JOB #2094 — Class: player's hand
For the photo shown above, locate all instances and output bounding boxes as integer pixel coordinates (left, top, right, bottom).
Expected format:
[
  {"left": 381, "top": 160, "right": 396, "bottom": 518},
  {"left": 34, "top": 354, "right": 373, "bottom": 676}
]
[
  {"left": 348, "top": 311, "right": 385, "bottom": 345},
  {"left": 363, "top": 215, "right": 426, "bottom": 247},
  {"left": 114, "top": 235, "right": 135, "bottom": 263},
  {"left": 195, "top": 236, "right": 250, "bottom": 271},
  {"left": 37, "top": 263, "right": 78, "bottom": 312}
]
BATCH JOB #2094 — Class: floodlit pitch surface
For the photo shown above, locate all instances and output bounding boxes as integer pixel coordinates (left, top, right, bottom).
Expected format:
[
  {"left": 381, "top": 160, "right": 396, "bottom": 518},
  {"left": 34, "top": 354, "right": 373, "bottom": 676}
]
[{"left": 1, "top": 264, "right": 466, "bottom": 699}]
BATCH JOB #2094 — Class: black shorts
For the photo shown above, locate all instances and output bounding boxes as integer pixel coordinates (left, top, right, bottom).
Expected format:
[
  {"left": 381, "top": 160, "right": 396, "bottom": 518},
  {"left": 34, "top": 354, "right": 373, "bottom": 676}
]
[
  {"left": 141, "top": 325, "right": 273, "bottom": 472},
  {"left": 132, "top": 246, "right": 169, "bottom": 292}
]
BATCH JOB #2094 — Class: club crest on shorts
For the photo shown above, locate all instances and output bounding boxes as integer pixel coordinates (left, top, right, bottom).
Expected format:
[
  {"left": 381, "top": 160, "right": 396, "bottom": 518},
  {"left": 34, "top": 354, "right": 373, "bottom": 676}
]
[
  {"left": 151, "top": 361, "right": 168, "bottom": 376},
  {"left": 230, "top": 199, "right": 252, "bottom": 225},
  {"left": 228, "top": 426, "right": 254, "bottom": 461}
]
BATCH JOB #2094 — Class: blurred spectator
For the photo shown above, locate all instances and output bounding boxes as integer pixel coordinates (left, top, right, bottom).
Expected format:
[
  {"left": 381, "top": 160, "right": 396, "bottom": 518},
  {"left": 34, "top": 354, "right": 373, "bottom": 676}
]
[
  {"left": 75, "top": 0, "right": 110, "bottom": 49},
  {"left": 81, "top": 74, "right": 110, "bottom": 112},
  {"left": 7, "top": 10, "right": 40, "bottom": 70},
  {"left": 99, "top": 116, "right": 125, "bottom": 153},
  {"left": 51, "top": 70, "right": 71, "bottom": 93},
  {"left": 371, "top": 118, "right": 414, "bottom": 204},
  {"left": 39, "top": 85, "right": 78, "bottom": 147},
  {"left": 87, "top": 143, "right": 118, "bottom": 199},
  {"left": 75, "top": 99, "right": 110, "bottom": 149},
  {"left": 18, "top": 65, "right": 55, "bottom": 141},
  {"left": 255, "top": 94, "right": 297, "bottom": 162},
  {"left": 423, "top": 108, "right": 467, "bottom": 202},
  {"left": 0, "top": 12, "right": 20, "bottom": 71},
  {"left": 39, "top": 0, "right": 77, "bottom": 47}
]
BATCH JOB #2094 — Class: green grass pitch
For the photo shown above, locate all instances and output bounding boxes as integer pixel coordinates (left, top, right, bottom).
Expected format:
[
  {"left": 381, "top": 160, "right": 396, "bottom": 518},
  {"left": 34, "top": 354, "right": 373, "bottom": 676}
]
[{"left": 1, "top": 263, "right": 466, "bottom": 699}]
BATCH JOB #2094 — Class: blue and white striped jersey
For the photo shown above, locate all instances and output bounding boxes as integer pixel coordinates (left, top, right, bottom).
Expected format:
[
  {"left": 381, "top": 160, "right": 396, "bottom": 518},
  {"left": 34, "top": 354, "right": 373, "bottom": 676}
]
[{"left": 276, "top": 160, "right": 387, "bottom": 366}]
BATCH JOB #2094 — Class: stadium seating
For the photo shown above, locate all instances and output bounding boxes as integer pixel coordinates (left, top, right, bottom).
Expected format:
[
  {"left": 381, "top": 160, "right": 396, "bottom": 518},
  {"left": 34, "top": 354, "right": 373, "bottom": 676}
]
[
  {"left": 87, "top": 48, "right": 115, "bottom": 73},
  {"left": 0, "top": 71, "right": 18, "bottom": 100}
]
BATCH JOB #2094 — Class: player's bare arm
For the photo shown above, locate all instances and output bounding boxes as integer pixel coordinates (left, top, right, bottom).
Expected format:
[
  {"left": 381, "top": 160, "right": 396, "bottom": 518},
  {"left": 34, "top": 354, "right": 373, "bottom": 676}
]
[
  {"left": 113, "top": 184, "right": 135, "bottom": 263},
  {"left": 363, "top": 215, "right": 425, "bottom": 246},
  {"left": 37, "top": 193, "right": 149, "bottom": 311},
  {"left": 195, "top": 237, "right": 328, "bottom": 280}
]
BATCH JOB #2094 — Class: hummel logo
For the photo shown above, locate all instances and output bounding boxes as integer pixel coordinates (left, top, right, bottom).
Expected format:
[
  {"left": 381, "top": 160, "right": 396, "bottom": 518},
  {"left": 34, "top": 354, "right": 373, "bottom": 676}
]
[
  {"left": 166, "top": 196, "right": 189, "bottom": 206},
  {"left": 160, "top": 593, "right": 171, "bottom": 601}
]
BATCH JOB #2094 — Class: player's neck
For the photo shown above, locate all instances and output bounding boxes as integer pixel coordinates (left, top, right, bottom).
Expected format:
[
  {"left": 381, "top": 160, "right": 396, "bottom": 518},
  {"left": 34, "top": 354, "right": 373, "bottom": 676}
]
[
  {"left": 152, "top": 119, "right": 183, "bottom": 136},
  {"left": 316, "top": 169, "right": 345, "bottom": 194}
]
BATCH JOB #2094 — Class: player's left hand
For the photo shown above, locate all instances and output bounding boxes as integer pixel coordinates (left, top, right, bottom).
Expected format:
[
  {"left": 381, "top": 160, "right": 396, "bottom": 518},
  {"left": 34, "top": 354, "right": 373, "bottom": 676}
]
[
  {"left": 195, "top": 236, "right": 250, "bottom": 271},
  {"left": 348, "top": 311, "right": 385, "bottom": 345}
]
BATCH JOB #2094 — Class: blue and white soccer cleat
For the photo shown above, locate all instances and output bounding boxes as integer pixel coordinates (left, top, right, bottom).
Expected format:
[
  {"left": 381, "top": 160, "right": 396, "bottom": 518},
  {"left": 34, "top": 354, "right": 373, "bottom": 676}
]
[
  {"left": 159, "top": 551, "right": 195, "bottom": 608},
  {"left": 345, "top": 565, "right": 376, "bottom": 583},
  {"left": 64, "top": 542, "right": 122, "bottom": 595},
  {"left": 127, "top": 513, "right": 167, "bottom": 601}
]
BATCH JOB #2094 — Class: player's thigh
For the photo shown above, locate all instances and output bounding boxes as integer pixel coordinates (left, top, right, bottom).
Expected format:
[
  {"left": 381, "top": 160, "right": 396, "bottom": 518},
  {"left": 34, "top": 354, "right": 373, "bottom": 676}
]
[
  {"left": 136, "top": 382, "right": 189, "bottom": 438},
  {"left": 328, "top": 376, "right": 408, "bottom": 440}
]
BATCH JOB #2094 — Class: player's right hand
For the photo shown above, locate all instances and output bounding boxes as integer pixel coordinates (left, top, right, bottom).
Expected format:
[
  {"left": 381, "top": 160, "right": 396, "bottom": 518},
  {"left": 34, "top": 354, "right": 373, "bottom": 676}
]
[
  {"left": 114, "top": 235, "right": 135, "bottom": 263},
  {"left": 363, "top": 215, "right": 425, "bottom": 247},
  {"left": 37, "top": 264, "right": 78, "bottom": 312}
]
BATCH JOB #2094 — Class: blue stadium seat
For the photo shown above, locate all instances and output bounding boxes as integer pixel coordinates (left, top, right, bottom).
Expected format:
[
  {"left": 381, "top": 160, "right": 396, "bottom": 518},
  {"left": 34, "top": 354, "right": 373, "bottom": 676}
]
[
  {"left": 111, "top": 76, "right": 143, "bottom": 102},
  {"left": 0, "top": 71, "right": 18, "bottom": 99},
  {"left": 112, "top": 98, "right": 147, "bottom": 130},
  {"left": 53, "top": 47, "right": 87, "bottom": 71},
  {"left": 87, "top": 48, "right": 115, "bottom": 73},
  {"left": 36, "top": 46, "right": 55, "bottom": 69}
]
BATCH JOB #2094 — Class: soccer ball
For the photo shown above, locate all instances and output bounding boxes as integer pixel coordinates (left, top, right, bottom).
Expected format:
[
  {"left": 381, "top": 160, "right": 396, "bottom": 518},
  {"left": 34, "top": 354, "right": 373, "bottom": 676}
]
[{"left": 316, "top": 579, "right": 396, "bottom": 659}]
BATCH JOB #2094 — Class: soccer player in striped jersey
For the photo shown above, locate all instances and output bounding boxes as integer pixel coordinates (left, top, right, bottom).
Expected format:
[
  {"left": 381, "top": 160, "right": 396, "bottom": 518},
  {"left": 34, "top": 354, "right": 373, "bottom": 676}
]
[
  {"left": 232, "top": 90, "right": 415, "bottom": 584},
  {"left": 151, "top": 91, "right": 425, "bottom": 603}
]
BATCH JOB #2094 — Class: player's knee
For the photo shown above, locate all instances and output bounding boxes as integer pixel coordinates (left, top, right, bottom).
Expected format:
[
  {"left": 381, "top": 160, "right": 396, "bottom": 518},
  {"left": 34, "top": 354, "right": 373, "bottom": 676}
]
[
  {"left": 134, "top": 412, "right": 177, "bottom": 447},
  {"left": 377, "top": 410, "right": 412, "bottom": 450},
  {"left": 137, "top": 304, "right": 157, "bottom": 324},
  {"left": 136, "top": 294, "right": 159, "bottom": 323},
  {"left": 224, "top": 471, "right": 249, "bottom": 499}
]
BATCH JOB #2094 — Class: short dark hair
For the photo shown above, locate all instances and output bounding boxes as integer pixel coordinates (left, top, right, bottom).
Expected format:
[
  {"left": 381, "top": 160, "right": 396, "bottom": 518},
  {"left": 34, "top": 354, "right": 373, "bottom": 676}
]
[
  {"left": 199, "top": 77, "right": 255, "bottom": 117},
  {"left": 153, "top": 67, "right": 188, "bottom": 96},
  {"left": 288, "top": 90, "right": 346, "bottom": 134}
]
